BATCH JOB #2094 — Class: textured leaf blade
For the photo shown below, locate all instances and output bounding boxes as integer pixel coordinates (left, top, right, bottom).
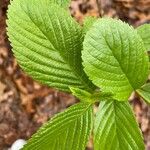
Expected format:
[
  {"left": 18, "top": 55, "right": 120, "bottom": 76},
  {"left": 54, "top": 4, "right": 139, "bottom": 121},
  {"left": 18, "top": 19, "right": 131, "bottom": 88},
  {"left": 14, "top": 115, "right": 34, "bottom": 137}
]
[
  {"left": 7, "top": 0, "right": 95, "bottom": 92},
  {"left": 94, "top": 100, "right": 145, "bottom": 150},
  {"left": 23, "top": 103, "right": 93, "bottom": 150},
  {"left": 137, "top": 24, "right": 150, "bottom": 51},
  {"left": 137, "top": 83, "right": 150, "bottom": 104},
  {"left": 82, "top": 18, "right": 149, "bottom": 100}
]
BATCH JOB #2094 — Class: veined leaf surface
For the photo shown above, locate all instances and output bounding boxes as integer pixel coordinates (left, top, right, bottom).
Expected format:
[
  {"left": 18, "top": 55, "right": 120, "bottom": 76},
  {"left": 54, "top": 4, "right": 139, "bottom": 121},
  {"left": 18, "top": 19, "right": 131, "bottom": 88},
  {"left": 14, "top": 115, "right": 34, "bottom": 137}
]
[
  {"left": 82, "top": 18, "right": 149, "bottom": 100},
  {"left": 7, "top": 0, "right": 95, "bottom": 92},
  {"left": 23, "top": 103, "right": 93, "bottom": 150},
  {"left": 94, "top": 100, "right": 145, "bottom": 150}
]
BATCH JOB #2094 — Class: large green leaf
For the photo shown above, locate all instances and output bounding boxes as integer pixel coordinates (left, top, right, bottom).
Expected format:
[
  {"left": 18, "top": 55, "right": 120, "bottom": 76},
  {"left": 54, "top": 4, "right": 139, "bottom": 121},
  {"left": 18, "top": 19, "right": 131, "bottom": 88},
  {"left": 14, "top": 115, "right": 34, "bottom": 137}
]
[
  {"left": 23, "top": 103, "right": 93, "bottom": 150},
  {"left": 82, "top": 18, "right": 149, "bottom": 100},
  {"left": 137, "top": 24, "right": 150, "bottom": 51},
  {"left": 94, "top": 100, "right": 145, "bottom": 150},
  {"left": 7, "top": 0, "right": 95, "bottom": 92},
  {"left": 137, "top": 83, "right": 150, "bottom": 104}
]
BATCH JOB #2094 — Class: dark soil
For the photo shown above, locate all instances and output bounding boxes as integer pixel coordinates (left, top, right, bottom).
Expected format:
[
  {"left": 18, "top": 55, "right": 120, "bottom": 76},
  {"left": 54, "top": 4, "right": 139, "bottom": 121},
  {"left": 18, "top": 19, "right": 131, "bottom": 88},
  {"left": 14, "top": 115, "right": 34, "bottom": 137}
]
[{"left": 0, "top": 0, "right": 150, "bottom": 150}]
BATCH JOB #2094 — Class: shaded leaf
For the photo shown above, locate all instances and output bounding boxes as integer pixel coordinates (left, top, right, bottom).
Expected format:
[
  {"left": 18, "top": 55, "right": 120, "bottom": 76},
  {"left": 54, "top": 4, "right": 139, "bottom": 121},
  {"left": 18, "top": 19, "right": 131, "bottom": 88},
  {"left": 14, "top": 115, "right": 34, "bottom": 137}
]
[
  {"left": 70, "top": 87, "right": 113, "bottom": 103},
  {"left": 54, "top": 0, "right": 71, "bottom": 8},
  {"left": 137, "top": 83, "right": 150, "bottom": 104},
  {"left": 83, "top": 16, "right": 97, "bottom": 34}
]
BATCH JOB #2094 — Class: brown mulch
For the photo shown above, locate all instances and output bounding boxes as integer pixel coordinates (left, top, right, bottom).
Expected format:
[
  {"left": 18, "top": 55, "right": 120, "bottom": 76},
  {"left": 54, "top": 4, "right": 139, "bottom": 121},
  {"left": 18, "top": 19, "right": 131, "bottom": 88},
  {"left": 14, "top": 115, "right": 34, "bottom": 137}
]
[{"left": 0, "top": 0, "right": 150, "bottom": 150}]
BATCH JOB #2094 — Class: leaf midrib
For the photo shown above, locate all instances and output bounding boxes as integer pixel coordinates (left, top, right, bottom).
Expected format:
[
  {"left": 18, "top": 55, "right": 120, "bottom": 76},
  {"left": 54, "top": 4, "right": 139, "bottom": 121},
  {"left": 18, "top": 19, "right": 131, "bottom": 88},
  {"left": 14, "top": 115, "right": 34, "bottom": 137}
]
[{"left": 104, "top": 36, "right": 134, "bottom": 91}]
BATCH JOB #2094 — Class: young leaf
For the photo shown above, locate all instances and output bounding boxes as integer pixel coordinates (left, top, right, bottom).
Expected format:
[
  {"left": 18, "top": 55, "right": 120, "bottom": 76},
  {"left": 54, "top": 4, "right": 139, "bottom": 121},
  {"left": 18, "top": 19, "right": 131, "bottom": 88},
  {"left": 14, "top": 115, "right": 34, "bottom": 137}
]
[
  {"left": 23, "top": 103, "right": 93, "bottom": 150},
  {"left": 70, "top": 87, "right": 113, "bottom": 103},
  {"left": 7, "top": 0, "right": 95, "bottom": 92},
  {"left": 137, "top": 24, "right": 150, "bottom": 51},
  {"left": 82, "top": 18, "right": 149, "bottom": 101},
  {"left": 83, "top": 16, "right": 97, "bottom": 34},
  {"left": 70, "top": 87, "right": 96, "bottom": 103},
  {"left": 94, "top": 100, "right": 145, "bottom": 150},
  {"left": 54, "top": 0, "right": 71, "bottom": 8},
  {"left": 137, "top": 83, "right": 150, "bottom": 104}
]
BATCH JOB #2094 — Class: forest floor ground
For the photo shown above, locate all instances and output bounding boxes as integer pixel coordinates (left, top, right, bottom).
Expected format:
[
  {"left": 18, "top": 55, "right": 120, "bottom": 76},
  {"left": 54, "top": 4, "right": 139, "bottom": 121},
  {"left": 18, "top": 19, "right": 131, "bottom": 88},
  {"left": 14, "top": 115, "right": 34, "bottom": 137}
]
[{"left": 0, "top": 0, "right": 150, "bottom": 149}]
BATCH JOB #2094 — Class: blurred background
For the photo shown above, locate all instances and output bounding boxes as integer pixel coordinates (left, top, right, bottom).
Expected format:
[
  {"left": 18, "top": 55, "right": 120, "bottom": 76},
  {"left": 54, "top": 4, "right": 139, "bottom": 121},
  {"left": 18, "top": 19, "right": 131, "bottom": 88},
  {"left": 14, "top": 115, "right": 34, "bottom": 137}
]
[{"left": 0, "top": 0, "right": 150, "bottom": 149}]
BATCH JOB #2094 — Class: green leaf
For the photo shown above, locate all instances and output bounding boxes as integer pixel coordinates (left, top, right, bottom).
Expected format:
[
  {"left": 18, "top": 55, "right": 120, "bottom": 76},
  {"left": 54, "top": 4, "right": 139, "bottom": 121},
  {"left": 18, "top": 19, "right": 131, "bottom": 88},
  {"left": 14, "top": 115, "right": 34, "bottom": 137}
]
[
  {"left": 70, "top": 87, "right": 113, "bottom": 103},
  {"left": 7, "top": 0, "right": 95, "bottom": 92},
  {"left": 137, "top": 24, "right": 150, "bottom": 51},
  {"left": 23, "top": 103, "right": 93, "bottom": 150},
  {"left": 83, "top": 16, "right": 97, "bottom": 34},
  {"left": 94, "top": 100, "right": 145, "bottom": 150},
  {"left": 82, "top": 18, "right": 149, "bottom": 101},
  {"left": 137, "top": 83, "right": 150, "bottom": 104},
  {"left": 70, "top": 87, "right": 95, "bottom": 103}
]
